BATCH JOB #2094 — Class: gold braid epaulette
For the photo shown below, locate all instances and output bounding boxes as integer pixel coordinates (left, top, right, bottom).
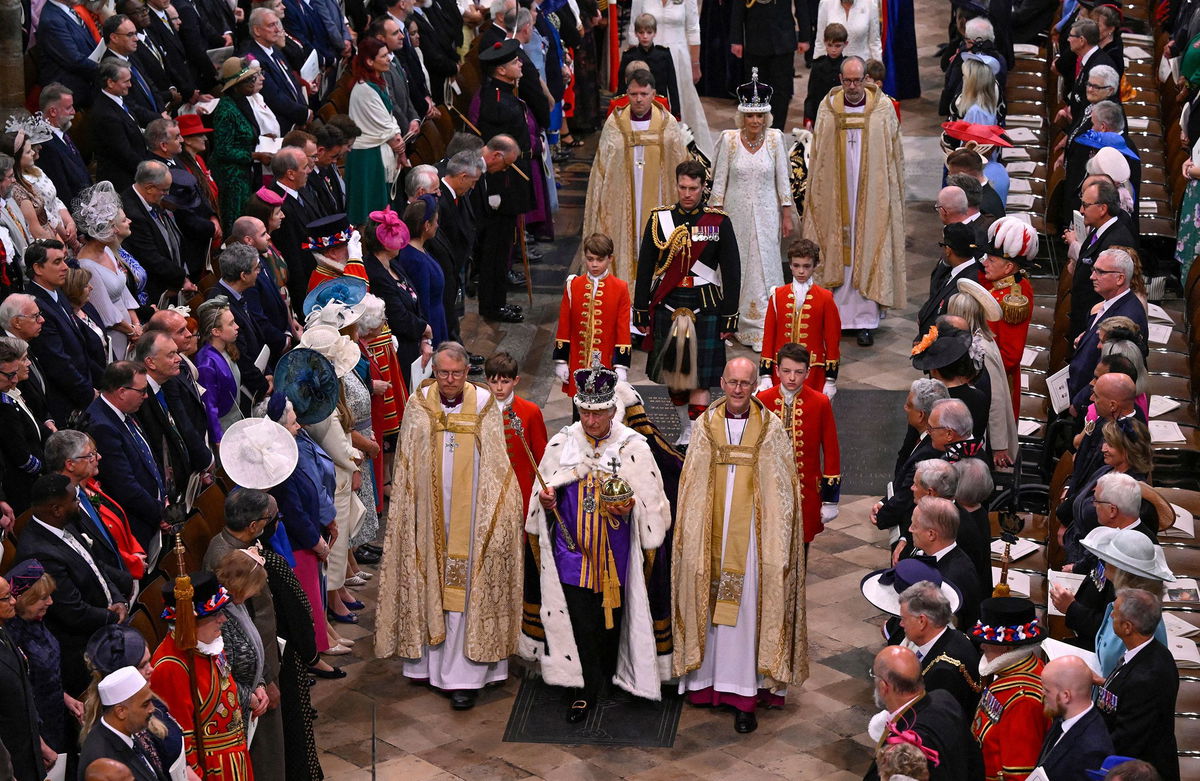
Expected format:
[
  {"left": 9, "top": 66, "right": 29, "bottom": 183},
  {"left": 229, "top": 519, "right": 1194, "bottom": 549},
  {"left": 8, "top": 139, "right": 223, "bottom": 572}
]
[
  {"left": 703, "top": 206, "right": 728, "bottom": 216},
  {"left": 651, "top": 208, "right": 692, "bottom": 278},
  {"left": 923, "top": 652, "right": 983, "bottom": 693}
]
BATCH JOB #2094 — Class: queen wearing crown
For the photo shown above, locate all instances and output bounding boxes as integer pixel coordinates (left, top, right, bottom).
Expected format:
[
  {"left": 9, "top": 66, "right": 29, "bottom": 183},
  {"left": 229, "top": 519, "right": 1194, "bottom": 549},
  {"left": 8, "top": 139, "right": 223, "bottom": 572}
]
[
  {"left": 520, "top": 361, "right": 673, "bottom": 724},
  {"left": 708, "top": 70, "right": 797, "bottom": 352}
]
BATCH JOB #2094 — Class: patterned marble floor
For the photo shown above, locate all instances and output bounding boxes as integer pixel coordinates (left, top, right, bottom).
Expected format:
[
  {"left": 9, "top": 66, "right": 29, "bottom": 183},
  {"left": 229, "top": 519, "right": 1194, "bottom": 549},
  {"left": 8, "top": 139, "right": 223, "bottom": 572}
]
[{"left": 312, "top": 3, "right": 956, "bottom": 777}]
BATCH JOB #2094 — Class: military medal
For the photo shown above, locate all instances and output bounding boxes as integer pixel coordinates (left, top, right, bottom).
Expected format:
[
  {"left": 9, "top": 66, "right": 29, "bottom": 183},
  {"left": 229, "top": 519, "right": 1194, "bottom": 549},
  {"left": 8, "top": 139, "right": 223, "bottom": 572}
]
[{"left": 980, "top": 689, "right": 1003, "bottom": 723}]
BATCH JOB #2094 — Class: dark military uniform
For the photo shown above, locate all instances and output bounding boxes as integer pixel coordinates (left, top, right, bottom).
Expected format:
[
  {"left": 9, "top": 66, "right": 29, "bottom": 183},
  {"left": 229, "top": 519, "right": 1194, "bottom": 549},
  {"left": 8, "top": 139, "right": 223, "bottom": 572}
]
[
  {"left": 916, "top": 627, "right": 982, "bottom": 723},
  {"left": 476, "top": 74, "right": 533, "bottom": 319},
  {"left": 730, "top": 0, "right": 809, "bottom": 129},
  {"left": 633, "top": 202, "right": 740, "bottom": 390}
]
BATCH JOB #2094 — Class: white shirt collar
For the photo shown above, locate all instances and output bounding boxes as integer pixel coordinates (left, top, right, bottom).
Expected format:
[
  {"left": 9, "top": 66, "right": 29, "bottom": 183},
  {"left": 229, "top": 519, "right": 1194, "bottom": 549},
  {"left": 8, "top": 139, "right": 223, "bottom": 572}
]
[
  {"left": 1093, "top": 215, "right": 1118, "bottom": 237},
  {"left": 101, "top": 717, "right": 136, "bottom": 748},
  {"left": 587, "top": 270, "right": 610, "bottom": 283},
  {"left": 1080, "top": 46, "right": 1099, "bottom": 67},
  {"left": 147, "top": 376, "right": 163, "bottom": 394},
  {"left": 948, "top": 261, "right": 975, "bottom": 281},
  {"left": 104, "top": 90, "right": 125, "bottom": 109},
  {"left": 922, "top": 542, "right": 957, "bottom": 561},
  {"left": 32, "top": 280, "right": 59, "bottom": 301},
  {"left": 101, "top": 395, "right": 127, "bottom": 422},
  {"left": 277, "top": 183, "right": 300, "bottom": 200},
  {"left": 33, "top": 515, "right": 68, "bottom": 540},
  {"left": 1123, "top": 636, "right": 1154, "bottom": 665},
  {"left": 914, "top": 626, "right": 948, "bottom": 660},
  {"left": 962, "top": 211, "right": 980, "bottom": 224},
  {"left": 1095, "top": 287, "right": 1130, "bottom": 319},
  {"left": 134, "top": 187, "right": 157, "bottom": 215},
  {"left": 1060, "top": 704, "right": 1094, "bottom": 734}
]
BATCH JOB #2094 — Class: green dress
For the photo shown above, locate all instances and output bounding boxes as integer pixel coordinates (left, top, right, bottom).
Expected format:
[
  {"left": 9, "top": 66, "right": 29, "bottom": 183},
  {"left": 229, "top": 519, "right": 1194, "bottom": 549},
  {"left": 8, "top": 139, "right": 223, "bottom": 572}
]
[
  {"left": 346, "top": 81, "right": 399, "bottom": 225},
  {"left": 210, "top": 96, "right": 258, "bottom": 231}
]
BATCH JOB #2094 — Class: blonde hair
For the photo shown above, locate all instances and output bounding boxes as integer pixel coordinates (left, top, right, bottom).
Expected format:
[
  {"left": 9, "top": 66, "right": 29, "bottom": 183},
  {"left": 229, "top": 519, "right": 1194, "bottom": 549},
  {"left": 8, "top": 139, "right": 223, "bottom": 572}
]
[
  {"left": 956, "top": 59, "right": 999, "bottom": 117},
  {"left": 946, "top": 292, "right": 996, "bottom": 341},
  {"left": 14, "top": 572, "right": 56, "bottom": 616}
]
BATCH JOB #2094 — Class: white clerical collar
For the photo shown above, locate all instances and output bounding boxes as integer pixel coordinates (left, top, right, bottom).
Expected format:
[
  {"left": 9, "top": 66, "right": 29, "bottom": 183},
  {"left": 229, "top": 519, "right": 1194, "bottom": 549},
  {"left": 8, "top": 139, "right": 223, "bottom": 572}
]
[
  {"left": 1122, "top": 636, "right": 1154, "bottom": 665},
  {"left": 1060, "top": 704, "right": 1094, "bottom": 734}
]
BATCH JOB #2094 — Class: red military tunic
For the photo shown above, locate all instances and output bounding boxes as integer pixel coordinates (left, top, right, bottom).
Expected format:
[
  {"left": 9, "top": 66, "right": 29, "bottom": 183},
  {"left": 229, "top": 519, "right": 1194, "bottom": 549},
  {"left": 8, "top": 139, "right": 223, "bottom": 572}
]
[
  {"left": 151, "top": 633, "right": 253, "bottom": 781},
  {"left": 756, "top": 383, "right": 841, "bottom": 542},
  {"left": 981, "top": 272, "right": 1033, "bottom": 418},
  {"left": 553, "top": 272, "right": 632, "bottom": 396},
  {"left": 971, "top": 653, "right": 1047, "bottom": 781},
  {"left": 760, "top": 282, "right": 842, "bottom": 390},
  {"left": 502, "top": 394, "right": 548, "bottom": 513}
]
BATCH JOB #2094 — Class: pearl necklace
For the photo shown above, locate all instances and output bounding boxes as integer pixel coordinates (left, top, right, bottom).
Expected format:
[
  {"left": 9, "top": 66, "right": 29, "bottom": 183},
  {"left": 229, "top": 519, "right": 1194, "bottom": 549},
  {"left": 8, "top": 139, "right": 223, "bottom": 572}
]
[{"left": 741, "top": 131, "right": 764, "bottom": 152}]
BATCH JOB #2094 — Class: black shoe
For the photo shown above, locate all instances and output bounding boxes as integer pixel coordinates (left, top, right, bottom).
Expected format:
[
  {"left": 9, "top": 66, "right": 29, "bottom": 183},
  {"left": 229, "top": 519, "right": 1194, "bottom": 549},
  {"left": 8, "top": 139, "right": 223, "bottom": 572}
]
[
  {"left": 309, "top": 665, "right": 347, "bottom": 680},
  {"left": 450, "top": 689, "right": 478, "bottom": 710},
  {"left": 355, "top": 548, "right": 381, "bottom": 565},
  {"left": 507, "top": 270, "right": 527, "bottom": 286},
  {"left": 505, "top": 302, "right": 523, "bottom": 313},
  {"left": 359, "top": 543, "right": 383, "bottom": 555},
  {"left": 857, "top": 329, "right": 874, "bottom": 347},
  {"left": 484, "top": 306, "right": 524, "bottom": 323},
  {"left": 734, "top": 710, "right": 758, "bottom": 733},
  {"left": 468, "top": 352, "right": 485, "bottom": 366},
  {"left": 566, "top": 700, "right": 589, "bottom": 723}
]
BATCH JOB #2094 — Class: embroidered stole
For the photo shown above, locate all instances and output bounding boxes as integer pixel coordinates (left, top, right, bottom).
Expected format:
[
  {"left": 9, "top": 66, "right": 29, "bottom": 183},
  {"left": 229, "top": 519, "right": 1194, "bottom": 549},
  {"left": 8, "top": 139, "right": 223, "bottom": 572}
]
[
  {"left": 708, "top": 404, "right": 763, "bottom": 626},
  {"left": 424, "top": 382, "right": 480, "bottom": 613}
]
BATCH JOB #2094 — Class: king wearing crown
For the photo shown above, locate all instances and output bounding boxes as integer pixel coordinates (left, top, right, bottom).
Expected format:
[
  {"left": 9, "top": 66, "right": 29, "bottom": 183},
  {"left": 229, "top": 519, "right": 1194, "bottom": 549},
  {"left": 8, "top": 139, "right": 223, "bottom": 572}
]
[{"left": 520, "top": 361, "right": 673, "bottom": 724}]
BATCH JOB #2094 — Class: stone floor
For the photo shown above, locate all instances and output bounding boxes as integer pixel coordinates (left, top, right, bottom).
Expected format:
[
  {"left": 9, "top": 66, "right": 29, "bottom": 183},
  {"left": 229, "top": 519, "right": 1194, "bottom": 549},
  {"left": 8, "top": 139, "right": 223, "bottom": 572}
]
[{"left": 312, "top": 3, "right": 958, "bottom": 777}]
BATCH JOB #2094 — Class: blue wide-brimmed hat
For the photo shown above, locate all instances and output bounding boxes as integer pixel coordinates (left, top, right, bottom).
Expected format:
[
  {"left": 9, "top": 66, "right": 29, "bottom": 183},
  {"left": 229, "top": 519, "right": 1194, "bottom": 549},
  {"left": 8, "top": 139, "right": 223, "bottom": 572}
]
[
  {"left": 303, "top": 276, "right": 367, "bottom": 319},
  {"left": 1085, "top": 756, "right": 1139, "bottom": 781},
  {"left": 860, "top": 558, "right": 963, "bottom": 616},
  {"left": 1075, "top": 130, "right": 1141, "bottom": 161},
  {"left": 275, "top": 347, "right": 339, "bottom": 424}
]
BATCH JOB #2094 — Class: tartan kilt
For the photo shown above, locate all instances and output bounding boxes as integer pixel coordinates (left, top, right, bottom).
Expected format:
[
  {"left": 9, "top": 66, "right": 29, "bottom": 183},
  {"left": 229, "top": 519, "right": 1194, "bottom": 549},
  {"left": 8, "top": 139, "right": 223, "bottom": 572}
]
[{"left": 646, "top": 287, "right": 726, "bottom": 389}]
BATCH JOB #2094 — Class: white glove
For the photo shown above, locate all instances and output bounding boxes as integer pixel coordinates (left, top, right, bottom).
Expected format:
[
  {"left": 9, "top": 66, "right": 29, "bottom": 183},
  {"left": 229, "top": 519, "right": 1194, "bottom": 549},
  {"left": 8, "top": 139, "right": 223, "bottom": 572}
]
[
  {"left": 756, "top": 375, "right": 773, "bottom": 393},
  {"left": 823, "top": 380, "right": 837, "bottom": 399},
  {"left": 820, "top": 503, "right": 839, "bottom": 523},
  {"left": 346, "top": 229, "right": 363, "bottom": 261},
  {"left": 488, "top": 194, "right": 501, "bottom": 209},
  {"left": 615, "top": 365, "right": 628, "bottom": 382},
  {"left": 554, "top": 362, "right": 570, "bottom": 383}
]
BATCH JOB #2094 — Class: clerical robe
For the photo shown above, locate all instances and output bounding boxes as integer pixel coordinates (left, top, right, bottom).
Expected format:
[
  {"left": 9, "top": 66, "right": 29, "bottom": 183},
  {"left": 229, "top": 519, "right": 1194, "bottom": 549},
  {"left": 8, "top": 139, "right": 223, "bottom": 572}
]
[
  {"left": 672, "top": 397, "right": 807, "bottom": 706},
  {"left": 520, "top": 420, "right": 673, "bottom": 699},
  {"left": 803, "top": 84, "right": 906, "bottom": 328},
  {"left": 581, "top": 101, "right": 688, "bottom": 285},
  {"left": 374, "top": 380, "right": 524, "bottom": 686}
]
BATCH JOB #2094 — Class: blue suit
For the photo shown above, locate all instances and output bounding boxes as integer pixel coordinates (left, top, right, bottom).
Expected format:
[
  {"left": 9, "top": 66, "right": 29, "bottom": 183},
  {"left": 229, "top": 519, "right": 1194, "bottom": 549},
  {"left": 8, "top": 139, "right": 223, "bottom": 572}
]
[
  {"left": 1066, "top": 291, "right": 1149, "bottom": 408},
  {"left": 27, "top": 283, "right": 98, "bottom": 422},
  {"left": 36, "top": 132, "right": 92, "bottom": 210},
  {"left": 86, "top": 397, "right": 166, "bottom": 545},
  {"left": 239, "top": 38, "right": 309, "bottom": 132},
  {"left": 1036, "top": 707, "right": 1113, "bottom": 781},
  {"left": 240, "top": 253, "right": 292, "bottom": 365},
  {"left": 270, "top": 431, "right": 335, "bottom": 551},
  {"left": 35, "top": 3, "right": 99, "bottom": 101}
]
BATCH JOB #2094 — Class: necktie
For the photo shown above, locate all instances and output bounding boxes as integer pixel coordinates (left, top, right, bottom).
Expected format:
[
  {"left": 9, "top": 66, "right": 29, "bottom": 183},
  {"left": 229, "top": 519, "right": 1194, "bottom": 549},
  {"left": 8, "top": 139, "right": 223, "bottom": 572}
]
[
  {"left": 155, "top": 388, "right": 168, "bottom": 412},
  {"left": 133, "top": 731, "right": 166, "bottom": 779},
  {"left": 154, "top": 208, "right": 181, "bottom": 261},
  {"left": 1039, "top": 719, "right": 1064, "bottom": 763},
  {"left": 62, "top": 131, "right": 80, "bottom": 157},
  {"left": 1083, "top": 229, "right": 1097, "bottom": 250},
  {"left": 914, "top": 649, "right": 924, "bottom": 662},
  {"left": 124, "top": 415, "right": 165, "bottom": 499},
  {"left": 62, "top": 529, "right": 115, "bottom": 603},
  {"left": 78, "top": 488, "right": 118, "bottom": 552},
  {"left": 129, "top": 64, "right": 157, "bottom": 112},
  {"left": 275, "top": 52, "right": 299, "bottom": 98}
]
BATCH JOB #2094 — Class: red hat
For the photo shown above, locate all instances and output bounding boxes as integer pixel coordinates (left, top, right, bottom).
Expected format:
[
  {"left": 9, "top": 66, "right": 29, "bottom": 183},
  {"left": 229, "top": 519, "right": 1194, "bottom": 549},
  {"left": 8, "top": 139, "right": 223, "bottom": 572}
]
[
  {"left": 940, "top": 120, "right": 1012, "bottom": 148},
  {"left": 176, "top": 114, "right": 212, "bottom": 137}
]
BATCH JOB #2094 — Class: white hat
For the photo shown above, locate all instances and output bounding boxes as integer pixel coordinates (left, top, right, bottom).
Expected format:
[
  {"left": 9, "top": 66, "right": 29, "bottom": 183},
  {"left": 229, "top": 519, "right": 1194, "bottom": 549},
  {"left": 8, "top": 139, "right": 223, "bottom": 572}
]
[
  {"left": 98, "top": 666, "right": 147, "bottom": 706},
  {"left": 305, "top": 300, "right": 363, "bottom": 330},
  {"left": 300, "top": 325, "right": 359, "bottom": 378},
  {"left": 859, "top": 559, "right": 963, "bottom": 617},
  {"left": 955, "top": 278, "right": 1003, "bottom": 322},
  {"left": 219, "top": 418, "right": 299, "bottom": 490},
  {"left": 1087, "top": 146, "right": 1131, "bottom": 185},
  {"left": 1081, "top": 526, "right": 1175, "bottom": 582}
]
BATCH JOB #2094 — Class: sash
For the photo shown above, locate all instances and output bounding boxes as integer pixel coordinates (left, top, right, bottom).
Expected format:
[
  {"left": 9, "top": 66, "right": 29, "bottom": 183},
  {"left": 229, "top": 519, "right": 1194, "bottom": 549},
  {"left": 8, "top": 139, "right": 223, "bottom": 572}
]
[
  {"left": 424, "top": 382, "right": 480, "bottom": 613},
  {"left": 642, "top": 210, "right": 725, "bottom": 350},
  {"left": 707, "top": 404, "right": 763, "bottom": 626}
]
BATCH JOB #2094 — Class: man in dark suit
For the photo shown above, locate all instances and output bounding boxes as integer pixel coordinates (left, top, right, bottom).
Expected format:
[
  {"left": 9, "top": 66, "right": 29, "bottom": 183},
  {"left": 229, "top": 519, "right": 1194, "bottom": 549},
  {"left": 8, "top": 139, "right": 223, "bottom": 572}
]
[
  {"left": 133, "top": 332, "right": 210, "bottom": 501},
  {"left": 281, "top": 0, "right": 339, "bottom": 66},
  {"left": 1062, "top": 103, "right": 1141, "bottom": 228},
  {"left": 37, "top": 84, "right": 92, "bottom": 209},
  {"left": 145, "top": 118, "right": 218, "bottom": 280},
  {"left": 1066, "top": 168, "right": 1136, "bottom": 347},
  {"left": 429, "top": 150, "right": 484, "bottom": 342},
  {"left": 875, "top": 378, "right": 948, "bottom": 541},
  {"left": 145, "top": 309, "right": 210, "bottom": 457},
  {"left": 16, "top": 474, "right": 129, "bottom": 696},
  {"left": 229, "top": 216, "right": 294, "bottom": 363},
  {"left": 100, "top": 13, "right": 166, "bottom": 125},
  {"left": 87, "top": 362, "right": 168, "bottom": 546},
  {"left": 36, "top": 0, "right": 100, "bottom": 103},
  {"left": 412, "top": 0, "right": 459, "bottom": 90},
  {"left": 918, "top": 221, "right": 981, "bottom": 338},
  {"left": 78, "top": 668, "right": 166, "bottom": 781},
  {"left": 729, "top": 0, "right": 807, "bottom": 129},
  {"left": 946, "top": 148, "right": 1005, "bottom": 219},
  {"left": 370, "top": 16, "right": 424, "bottom": 133},
  {"left": 149, "top": 0, "right": 218, "bottom": 92},
  {"left": 311, "top": 124, "right": 351, "bottom": 215},
  {"left": 90, "top": 61, "right": 152, "bottom": 193},
  {"left": 1038, "top": 655, "right": 1114, "bottom": 781},
  {"left": 138, "top": 0, "right": 200, "bottom": 101},
  {"left": 266, "top": 147, "right": 320, "bottom": 314},
  {"left": 909, "top": 495, "right": 983, "bottom": 630},
  {"left": 1, "top": 294, "right": 55, "bottom": 429},
  {"left": 211, "top": 245, "right": 272, "bottom": 400},
  {"left": 0, "top": 571, "right": 46, "bottom": 781},
  {"left": 114, "top": 0, "right": 193, "bottom": 104},
  {"left": 865, "top": 645, "right": 985, "bottom": 781},
  {"left": 25, "top": 241, "right": 100, "bottom": 422},
  {"left": 897, "top": 580, "right": 981, "bottom": 720},
  {"left": 242, "top": 8, "right": 310, "bottom": 133},
  {"left": 122, "top": 160, "right": 192, "bottom": 307},
  {"left": 1099, "top": 589, "right": 1180, "bottom": 781},
  {"left": 1066, "top": 247, "right": 1148, "bottom": 409},
  {"left": 1060, "top": 20, "right": 1117, "bottom": 119}
]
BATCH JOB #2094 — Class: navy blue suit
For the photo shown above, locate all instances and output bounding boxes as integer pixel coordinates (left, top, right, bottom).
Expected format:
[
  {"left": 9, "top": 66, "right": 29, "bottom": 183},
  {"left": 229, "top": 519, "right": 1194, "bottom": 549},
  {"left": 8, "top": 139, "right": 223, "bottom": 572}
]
[
  {"left": 270, "top": 430, "right": 336, "bottom": 550},
  {"left": 1036, "top": 707, "right": 1113, "bottom": 781},
  {"left": 241, "top": 253, "right": 292, "bottom": 365},
  {"left": 282, "top": 0, "right": 337, "bottom": 65},
  {"left": 214, "top": 281, "right": 270, "bottom": 400},
  {"left": 86, "top": 397, "right": 166, "bottom": 545},
  {"left": 27, "top": 283, "right": 98, "bottom": 422},
  {"left": 239, "top": 39, "right": 309, "bottom": 132},
  {"left": 35, "top": 2, "right": 100, "bottom": 101},
  {"left": 1067, "top": 219, "right": 1138, "bottom": 342},
  {"left": 1066, "top": 291, "right": 1149, "bottom": 408},
  {"left": 90, "top": 93, "right": 150, "bottom": 193},
  {"left": 36, "top": 132, "right": 92, "bottom": 210}
]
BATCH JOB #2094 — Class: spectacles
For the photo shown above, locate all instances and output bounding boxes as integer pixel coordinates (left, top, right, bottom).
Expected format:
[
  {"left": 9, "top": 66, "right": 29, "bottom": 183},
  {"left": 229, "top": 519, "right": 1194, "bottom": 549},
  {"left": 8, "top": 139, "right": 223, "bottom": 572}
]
[
  {"left": 70, "top": 451, "right": 101, "bottom": 462},
  {"left": 0, "top": 592, "right": 14, "bottom": 602},
  {"left": 0, "top": 368, "right": 18, "bottom": 381},
  {"left": 927, "top": 425, "right": 953, "bottom": 434},
  {"left": 1091, "top": 267, "right": 1123, "bottom": 275},
  {"left": 1086, "top": 83, "right": 1109, "bottom": 90},
  {"left": 255, "top": 512, "right": 281, "bottom": 524},
  {"left": 933, "top": 204, "right": 947, "bottom": 212},
  {"left": 723, "top": 379, "right": 755, "bottom": 389},
  {"left": 841, "top": 77, "right": 864, "bottom": 85},
  {"left": 122, "top": 385, "right": 150, "bottom": 396},
  {"left": 434, "top": 369, "right": 466, "bottom": 379},
  {"left": 1080, "top": 200, "right": 1099, "bottom": 208},
  {"left": 14, "top": 312, "right": 44, "bottom": 322}
]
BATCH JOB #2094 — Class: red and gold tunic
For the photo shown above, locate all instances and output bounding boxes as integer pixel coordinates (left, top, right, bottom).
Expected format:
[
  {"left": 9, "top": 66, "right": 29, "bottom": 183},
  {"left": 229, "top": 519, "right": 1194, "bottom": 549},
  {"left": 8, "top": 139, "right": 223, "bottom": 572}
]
[
  {"left": 502, "top": 394, "right": 548, "bottom": 514},
  {"left": 980, "top": 272, "right": 1033, "bottom": 418},
  {"left": 362, "top": 333, "right": 406, "bottom": 436},
  {"left": 553, "top": 272, "right": 632, "bottom": 396},
  {"left": 151, "top": 633, "right": 253, "bottom": 781},
  {"left": 971, "top": 653, "right": 1047, "bottom": 781},
  {"left": 756, "top": 383, "right": 841, "bottom": 543},
  {"left": 760, "top": 283, "right": 842, "bottom": 390}
]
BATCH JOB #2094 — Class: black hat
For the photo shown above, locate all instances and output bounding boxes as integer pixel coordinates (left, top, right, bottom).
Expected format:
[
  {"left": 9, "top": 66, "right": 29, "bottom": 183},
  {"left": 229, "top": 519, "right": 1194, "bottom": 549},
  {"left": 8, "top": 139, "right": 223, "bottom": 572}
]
[
  {"left": 940, "top": 222, "right": 978, "bottom": 258},
  {"left": 85, "top": 625, "right": 148, "bottom": 676},
  {"left": 911, "top": 325, "right": 972, "bottom": 371},
  {"left": 302, "top": 213, "right": 353, "bottom": 251},
  {"left": 479, "top": 39, "right": 521, "bottom": 67},
  {"left": 161, "top": 571, "right": 232, "bottom": 621},
  {"left": 971, "top": 596, "right": 1043, "bottom": 646},
  {"left": 164, "top": 167, "right": 203, "bottom": 211}
]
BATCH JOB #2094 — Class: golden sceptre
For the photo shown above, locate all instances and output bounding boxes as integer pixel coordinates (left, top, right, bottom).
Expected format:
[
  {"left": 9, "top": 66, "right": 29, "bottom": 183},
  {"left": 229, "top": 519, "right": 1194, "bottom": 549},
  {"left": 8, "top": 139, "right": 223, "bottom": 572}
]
[{"left": 505, "top": 406, "right": 577, "bottom": 551}]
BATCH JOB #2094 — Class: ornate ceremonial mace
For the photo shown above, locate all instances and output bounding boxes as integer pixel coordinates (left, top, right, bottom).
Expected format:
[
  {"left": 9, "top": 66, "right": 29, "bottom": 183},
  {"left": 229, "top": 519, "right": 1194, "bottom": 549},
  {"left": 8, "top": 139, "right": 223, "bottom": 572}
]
[{"left": 505, "top": 407, "right": 576, "bottom": 551}]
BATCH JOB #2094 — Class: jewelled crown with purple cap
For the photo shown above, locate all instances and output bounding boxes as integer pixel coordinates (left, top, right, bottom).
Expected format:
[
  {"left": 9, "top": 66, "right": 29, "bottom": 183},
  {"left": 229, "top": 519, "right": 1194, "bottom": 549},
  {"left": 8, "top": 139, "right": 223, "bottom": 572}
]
[{"left": 574, "top": 357, "right": 618, "bottom": 410}]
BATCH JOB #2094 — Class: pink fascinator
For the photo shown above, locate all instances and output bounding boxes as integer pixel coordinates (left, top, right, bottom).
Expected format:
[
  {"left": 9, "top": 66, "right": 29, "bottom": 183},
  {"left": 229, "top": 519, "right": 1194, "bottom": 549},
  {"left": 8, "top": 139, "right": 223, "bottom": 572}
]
[
  {"left": 370, "top": 207, "right": 410, "bottom": 251},
  {"left": 885, "top": 723, "right": 940, "bottom": 767},
  {"left": 255, "top": 187, "right": 285, "bottom": 206}
]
